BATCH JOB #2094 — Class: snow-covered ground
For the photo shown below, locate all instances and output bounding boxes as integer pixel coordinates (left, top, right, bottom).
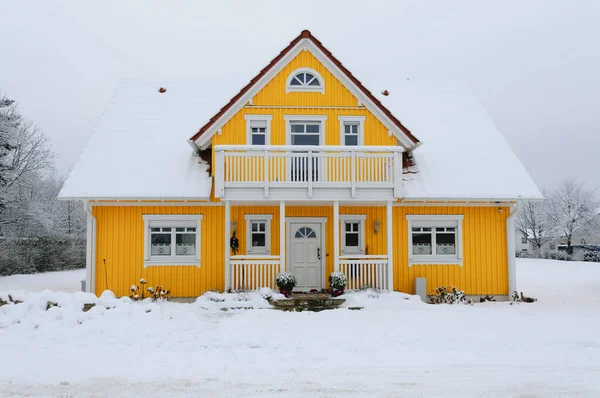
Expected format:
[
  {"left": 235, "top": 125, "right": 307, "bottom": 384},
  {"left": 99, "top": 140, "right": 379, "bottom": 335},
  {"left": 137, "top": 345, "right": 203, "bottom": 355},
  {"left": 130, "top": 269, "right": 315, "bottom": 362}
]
[
  {"left": 1, "top": 259, "right": 599, "bottom": 397},
  {"left": 0, "top": 269, "right": 85, "bottom": 293}
]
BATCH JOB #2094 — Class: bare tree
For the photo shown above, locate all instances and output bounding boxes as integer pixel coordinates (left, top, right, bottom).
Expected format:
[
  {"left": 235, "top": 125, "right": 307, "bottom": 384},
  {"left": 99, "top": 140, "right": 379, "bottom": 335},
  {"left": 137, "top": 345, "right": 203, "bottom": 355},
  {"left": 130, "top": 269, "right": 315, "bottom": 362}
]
[
  {"left": 517, "top": 197, "right": 553, "bottom": 256},
  {"left": 546, "top": 178, "right": 599, "bottom": 255}
]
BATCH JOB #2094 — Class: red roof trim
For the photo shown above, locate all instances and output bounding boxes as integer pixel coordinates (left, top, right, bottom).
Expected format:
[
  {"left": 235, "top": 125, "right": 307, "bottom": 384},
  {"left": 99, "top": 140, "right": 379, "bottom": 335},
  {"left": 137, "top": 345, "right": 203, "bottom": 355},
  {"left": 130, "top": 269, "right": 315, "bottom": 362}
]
[{"left": 190, "top": 30, "right": 419, "bottom": 144}]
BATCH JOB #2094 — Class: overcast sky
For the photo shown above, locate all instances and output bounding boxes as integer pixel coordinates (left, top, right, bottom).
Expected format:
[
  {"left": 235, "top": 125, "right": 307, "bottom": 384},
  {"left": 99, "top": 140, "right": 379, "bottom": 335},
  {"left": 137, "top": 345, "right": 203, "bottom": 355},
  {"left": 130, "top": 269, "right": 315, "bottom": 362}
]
[{"left": 1, "top": 0, "right": 598, "bottom": 191}]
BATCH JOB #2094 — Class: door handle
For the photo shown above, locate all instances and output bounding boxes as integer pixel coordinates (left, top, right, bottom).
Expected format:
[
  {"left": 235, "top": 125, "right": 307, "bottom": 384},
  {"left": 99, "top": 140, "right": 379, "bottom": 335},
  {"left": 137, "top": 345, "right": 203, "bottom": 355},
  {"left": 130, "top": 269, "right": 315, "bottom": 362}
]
[{"left": 317, "top": 247, "right": 321, "bottom": 260}]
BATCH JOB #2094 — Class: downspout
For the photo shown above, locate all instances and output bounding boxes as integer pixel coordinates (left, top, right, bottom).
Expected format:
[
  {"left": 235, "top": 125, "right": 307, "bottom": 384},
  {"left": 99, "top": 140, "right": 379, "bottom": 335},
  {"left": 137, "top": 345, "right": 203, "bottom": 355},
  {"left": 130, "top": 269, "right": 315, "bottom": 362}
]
[
  {"left": 506, "top": 202, "right": 519, "bottom": 296},
  {"left": 83, "top": 200, "right": 97, "bottom": 294}
]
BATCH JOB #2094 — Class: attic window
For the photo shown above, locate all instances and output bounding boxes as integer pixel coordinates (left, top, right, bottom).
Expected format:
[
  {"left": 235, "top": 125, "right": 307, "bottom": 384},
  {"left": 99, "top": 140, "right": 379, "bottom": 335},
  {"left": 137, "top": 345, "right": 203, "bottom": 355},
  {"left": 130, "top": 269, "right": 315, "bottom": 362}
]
[{"left": 286, "top": 68, "right": 324, "bottom": 94}]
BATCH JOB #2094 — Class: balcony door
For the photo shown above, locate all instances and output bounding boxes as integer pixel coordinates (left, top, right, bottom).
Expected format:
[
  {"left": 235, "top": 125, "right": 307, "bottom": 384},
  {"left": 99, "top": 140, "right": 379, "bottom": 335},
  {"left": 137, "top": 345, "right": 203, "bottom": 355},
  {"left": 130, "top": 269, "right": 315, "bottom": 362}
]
[{"left": 289, "top": 121, "right": 322, "bottom": 182}]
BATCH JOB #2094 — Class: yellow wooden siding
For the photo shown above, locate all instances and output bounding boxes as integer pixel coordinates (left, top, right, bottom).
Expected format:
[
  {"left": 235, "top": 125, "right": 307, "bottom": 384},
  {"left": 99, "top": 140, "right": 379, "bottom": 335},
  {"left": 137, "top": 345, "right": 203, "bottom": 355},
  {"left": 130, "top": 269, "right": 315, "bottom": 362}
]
[
  {"left": 210, "top": 51, "right": 397, "bottom": 200},
  {"left": 231, "top": 205, "right": 388, "bottom": 287},
  {"left": 252, "top": 50, "right": 358, "bottom": 107},
  {"left": 93, "top": 204, "right": 508, "bottom": 297},
  {"left": 392, "top": 206, "right": 509, "bottom": 295},
  {"left": 212, "top": 107, "right": 395, "bottom": 146},
  {"left": 94, "top": 206, "right": 224, "bottom": 297}
]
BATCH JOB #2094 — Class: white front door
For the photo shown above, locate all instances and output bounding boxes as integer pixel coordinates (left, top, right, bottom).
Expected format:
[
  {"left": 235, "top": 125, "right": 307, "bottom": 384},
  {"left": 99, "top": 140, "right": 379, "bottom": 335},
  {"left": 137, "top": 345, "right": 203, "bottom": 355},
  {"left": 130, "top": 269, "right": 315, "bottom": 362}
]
[{"left": 289, "top": 223, "right": 322, "bottom": 291}]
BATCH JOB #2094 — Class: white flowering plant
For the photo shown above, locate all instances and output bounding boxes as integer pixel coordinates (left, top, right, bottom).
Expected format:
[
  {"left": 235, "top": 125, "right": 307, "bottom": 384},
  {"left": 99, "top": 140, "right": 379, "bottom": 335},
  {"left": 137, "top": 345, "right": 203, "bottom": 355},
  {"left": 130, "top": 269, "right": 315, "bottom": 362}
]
[
  {"left": 329, "top": 271, "right": 348, "bottom": 294},
  {"left": 276, "top": 272, "right": 297, "bottom": 293}
]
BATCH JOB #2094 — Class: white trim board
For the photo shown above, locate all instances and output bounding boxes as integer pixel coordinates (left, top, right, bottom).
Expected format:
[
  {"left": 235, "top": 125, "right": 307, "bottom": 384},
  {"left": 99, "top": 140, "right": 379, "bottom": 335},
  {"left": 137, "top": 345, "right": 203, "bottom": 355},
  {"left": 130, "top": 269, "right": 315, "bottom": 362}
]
[
  {"left": 244, "top": 214, "right": 274, "bottom": 255},
  {"left": 339, "top": 214, "right": 367, "bottom": 255},
  {"left": 286, "top": 67, "right": 325, "bottom": 94},
  {"left": 191, "top": 38, "right": 417, "bottom": 150},
  {"left": 142, "top": 214, "right": 203, "bottom": 268},
  {"left": 90, "top": 202, "right": 223, "bottom": 207},
  {"left": 284, "top": 115, "right": 327, "bottom": 146},
  {"left": 338, "top": 116, "right": 365, "bottom": 146},
  {"left": 405, "top": 214, "right": 464, "bottom": 267},
  {"left": 245, "top": 114, "right": 273, "bottom": 146}
]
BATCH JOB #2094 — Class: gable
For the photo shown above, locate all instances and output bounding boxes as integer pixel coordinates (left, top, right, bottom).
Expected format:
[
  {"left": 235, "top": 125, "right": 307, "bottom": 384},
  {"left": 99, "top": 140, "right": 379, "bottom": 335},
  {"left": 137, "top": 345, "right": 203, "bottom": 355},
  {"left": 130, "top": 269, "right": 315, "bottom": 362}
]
[
  {"left": 252, "top": 50, "right": 358, "bottom": 107},
  {"left": 190, "top": 30, "right": 419, "bottom": 149},
  {"left": 209, "top": 49, "right": 400, "bottom": 148}
]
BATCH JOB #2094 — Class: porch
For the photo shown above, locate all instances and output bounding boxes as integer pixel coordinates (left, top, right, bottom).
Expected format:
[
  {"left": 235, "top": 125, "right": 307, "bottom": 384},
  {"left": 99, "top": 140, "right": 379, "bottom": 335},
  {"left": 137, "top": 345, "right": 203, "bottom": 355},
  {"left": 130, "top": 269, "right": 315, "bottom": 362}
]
[
  {"left": 214, "top": 145, "right": 403, "bottom": 201},
  {"left": 223, "top": 201, "right": 394, "bottom": 292}
]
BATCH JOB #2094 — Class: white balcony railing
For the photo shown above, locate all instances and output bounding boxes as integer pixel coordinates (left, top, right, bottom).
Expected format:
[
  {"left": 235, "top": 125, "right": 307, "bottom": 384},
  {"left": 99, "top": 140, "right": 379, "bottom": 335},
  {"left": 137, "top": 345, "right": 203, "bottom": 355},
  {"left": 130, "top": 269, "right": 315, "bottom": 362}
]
[
  {"left": 230, "top": 255, "right": 281, "bottom": 291},
  {"left": 339, "top": 255, "right": 389, "bottom": 290},
  {"left": 214, "top": 145, "right": 403, "bottom": 199}
]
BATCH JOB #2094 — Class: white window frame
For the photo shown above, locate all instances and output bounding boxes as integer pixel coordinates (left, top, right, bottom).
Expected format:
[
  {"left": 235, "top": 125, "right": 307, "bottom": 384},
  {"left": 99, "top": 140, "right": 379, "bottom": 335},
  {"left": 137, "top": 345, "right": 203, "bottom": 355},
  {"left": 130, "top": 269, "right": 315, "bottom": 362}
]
[
  {"left": 340, "top": 214, "right": 367, "bottom": 255},
  {"left": 338, "top": 116, "right": 365, "bottom": 146},
  {"left": 406, "top": 215, "right": 464, "bottom": 266},
  {"left": 245, "top": 114, "right": 272, "bottom": 146},
  {"left": 284, "top": 115, "right": 327, "bottom": 146},
  {"left": 142, "top": 215, "right": 203, "bottom": 267},
  {"left": 244, "top": 214, "right": 273, "bottom": 255},
  {"left": 286, "top": 68, "right": 325, "bottom": 94}
]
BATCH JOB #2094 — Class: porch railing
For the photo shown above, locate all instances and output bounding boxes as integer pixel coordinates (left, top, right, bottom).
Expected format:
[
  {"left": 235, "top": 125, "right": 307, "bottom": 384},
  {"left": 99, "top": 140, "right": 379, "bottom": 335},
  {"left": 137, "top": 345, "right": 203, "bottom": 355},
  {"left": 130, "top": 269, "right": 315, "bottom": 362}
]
[
  {"left": 230, "top": 255, "right": 281, "bottom": 291},
  {"left": 214, "top": 145, "right": 403, "bottom": 198},
  {"left": 339, "top": 255, "right": 389, "bottom": 290}
]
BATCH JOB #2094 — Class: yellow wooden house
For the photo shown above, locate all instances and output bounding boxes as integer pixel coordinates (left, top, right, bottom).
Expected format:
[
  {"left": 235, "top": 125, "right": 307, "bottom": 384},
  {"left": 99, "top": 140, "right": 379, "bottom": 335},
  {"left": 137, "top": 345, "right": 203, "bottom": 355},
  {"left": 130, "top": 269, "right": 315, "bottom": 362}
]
[{"left": 59, "top": 30, "right": 542, "bottom": 299}]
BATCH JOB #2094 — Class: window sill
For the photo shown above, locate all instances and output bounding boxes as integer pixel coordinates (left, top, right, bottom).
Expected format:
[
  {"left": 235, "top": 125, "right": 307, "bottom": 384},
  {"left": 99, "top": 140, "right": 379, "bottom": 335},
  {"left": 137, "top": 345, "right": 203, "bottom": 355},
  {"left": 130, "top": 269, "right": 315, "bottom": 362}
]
[
  {"left": 408, "top": 259, "right": 463, "bottom": 267},
  {"left": 341, "top": 251, "right": 364, "bottom": 256},
  {"left": 144, "top": 261, "right": 200, "bottom": 268},
  {"left": 286, "top": 87, "right": 325, "bottom": 94}
]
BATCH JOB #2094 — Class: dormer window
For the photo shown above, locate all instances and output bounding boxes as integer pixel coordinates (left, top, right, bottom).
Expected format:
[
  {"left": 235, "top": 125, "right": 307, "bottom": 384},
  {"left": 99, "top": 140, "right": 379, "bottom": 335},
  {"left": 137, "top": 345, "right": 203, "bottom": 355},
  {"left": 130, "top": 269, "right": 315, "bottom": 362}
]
[{"left": 286, "top": 68, "right": 324, "bottom": 94}]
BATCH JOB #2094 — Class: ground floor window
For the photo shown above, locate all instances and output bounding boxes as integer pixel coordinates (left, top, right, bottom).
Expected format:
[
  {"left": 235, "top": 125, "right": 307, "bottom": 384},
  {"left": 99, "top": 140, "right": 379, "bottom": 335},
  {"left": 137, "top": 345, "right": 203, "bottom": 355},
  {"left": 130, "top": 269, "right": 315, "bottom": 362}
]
[
  {"left": 340, "top": 215, "right": 366, "bottom": 255},
  {"left": 244, "top": 214, "right": 273, "bottom": 254},
  {"left": 142, "top": 215, "right": 203, "bottom": 267},
  {"left": 406, "top": 215, "right": 464, "bottom": 266}
]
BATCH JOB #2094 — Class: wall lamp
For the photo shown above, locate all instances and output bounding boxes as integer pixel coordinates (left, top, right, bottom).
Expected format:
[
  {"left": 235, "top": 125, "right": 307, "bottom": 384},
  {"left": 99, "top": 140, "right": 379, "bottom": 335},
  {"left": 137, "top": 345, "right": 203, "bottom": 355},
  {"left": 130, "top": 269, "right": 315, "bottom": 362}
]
[{"left": 374, "top": 219, "right": 381, "bottom": 234}]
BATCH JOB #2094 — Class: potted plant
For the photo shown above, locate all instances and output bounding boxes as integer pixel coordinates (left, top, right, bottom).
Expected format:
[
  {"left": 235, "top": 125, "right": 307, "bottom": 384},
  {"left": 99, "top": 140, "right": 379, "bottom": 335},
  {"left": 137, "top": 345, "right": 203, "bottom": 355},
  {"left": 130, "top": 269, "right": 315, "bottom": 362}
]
[
  {"left": 329, "top": 271, "right": 347, "bottom": 297},
  {"left": 276, "top": 272, "right": 296, "bottom": 298}
]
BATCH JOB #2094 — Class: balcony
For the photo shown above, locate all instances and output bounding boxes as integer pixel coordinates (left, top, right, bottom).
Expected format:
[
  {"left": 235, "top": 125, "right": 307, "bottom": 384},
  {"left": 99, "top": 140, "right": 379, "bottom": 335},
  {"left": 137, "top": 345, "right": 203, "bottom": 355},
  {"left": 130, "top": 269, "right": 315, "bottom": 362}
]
[{"left": 214, "top": 145, "right": 404, "bottom": 201}]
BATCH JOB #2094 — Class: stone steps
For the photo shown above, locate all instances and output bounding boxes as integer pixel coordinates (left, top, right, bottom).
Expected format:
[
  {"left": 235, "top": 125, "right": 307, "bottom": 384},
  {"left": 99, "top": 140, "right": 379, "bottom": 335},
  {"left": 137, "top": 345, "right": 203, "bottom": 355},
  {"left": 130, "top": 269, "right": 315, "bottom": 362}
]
[{"left": 268, "top": 293, "right": 346, "bottom": 312}]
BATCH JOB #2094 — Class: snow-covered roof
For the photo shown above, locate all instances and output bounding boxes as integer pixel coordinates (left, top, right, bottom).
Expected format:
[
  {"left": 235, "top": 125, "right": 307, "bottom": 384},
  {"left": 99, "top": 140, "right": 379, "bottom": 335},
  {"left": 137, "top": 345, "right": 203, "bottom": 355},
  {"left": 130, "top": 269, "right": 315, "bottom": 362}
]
[
  {"left": 60, "top": 78, "right": 542, "bottom": 201},
  {"left": 376, "top": 81, "right": 543, "bottom": 201},
  {"left": 58, "top": 79, "right": 228, "bottom": 200}
]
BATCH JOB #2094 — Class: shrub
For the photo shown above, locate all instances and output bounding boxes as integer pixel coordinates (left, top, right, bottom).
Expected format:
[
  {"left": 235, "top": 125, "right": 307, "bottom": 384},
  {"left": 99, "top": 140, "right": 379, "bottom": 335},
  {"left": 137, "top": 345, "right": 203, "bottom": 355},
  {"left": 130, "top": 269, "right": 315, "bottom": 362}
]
[
  {"left": 0, "top": 237, "right": 85, "bottom": 276},
  {"left": 549, "top": 251, "right": 573, "bottom": 261},
  {"left": 583, "top": 250, "right": 600, "bottom": 262},
  {"left": 275, "top": 272, "right": 296, "bottom": 292},
  {"left": 130, "top": 278, "right": 171, "bottom": 301},
  {"left": 329, "top": 271, "right": 347, "bottom": 290},
  {"left": 511, "top": 291, "right": 537, "bottom": 303},
  {"left": 428, "top": 286, "right": 472, "bottom": 305}
]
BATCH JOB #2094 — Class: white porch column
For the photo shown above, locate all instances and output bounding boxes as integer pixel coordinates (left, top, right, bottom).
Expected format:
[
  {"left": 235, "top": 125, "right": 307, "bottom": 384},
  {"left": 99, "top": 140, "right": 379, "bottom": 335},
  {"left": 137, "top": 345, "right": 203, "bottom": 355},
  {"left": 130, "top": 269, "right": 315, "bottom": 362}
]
[
  {"left": 386, "top": 200, "right": 393, "bottom": 292},
  {"left": 507, "top": 203, "right": 518, "bottom": 295},
  {"left": 83, "top": 200, "right": 96, "bottom": 293},
  {"left": 333, "top": 200, "right": 340, "bottom": 272},
  {"left": 224, "top": 200, "right": 231, "bottom": 291},
  {"left": 280, "top": 200, "right": 285, "bottom": 273}
]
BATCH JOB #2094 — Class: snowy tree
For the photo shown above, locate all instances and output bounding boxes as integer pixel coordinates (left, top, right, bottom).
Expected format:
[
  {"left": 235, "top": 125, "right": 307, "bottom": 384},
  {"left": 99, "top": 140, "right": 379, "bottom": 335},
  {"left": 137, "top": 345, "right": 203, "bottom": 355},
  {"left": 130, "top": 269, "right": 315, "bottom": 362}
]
[
  {"left": 516, "top": 197, "right": 553, "bottom": 256},
  {"left": 0, "top": 93, "right": 20, "bottom": 196},
  {"left": 0, "top": 90, "right": 85, "bottom": 275},
  {"left": 0, "top": 99, "right": 53, "bottom": 235},
  {"left": 546, "top": 179, "right": 599, "bottom": 254}
]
